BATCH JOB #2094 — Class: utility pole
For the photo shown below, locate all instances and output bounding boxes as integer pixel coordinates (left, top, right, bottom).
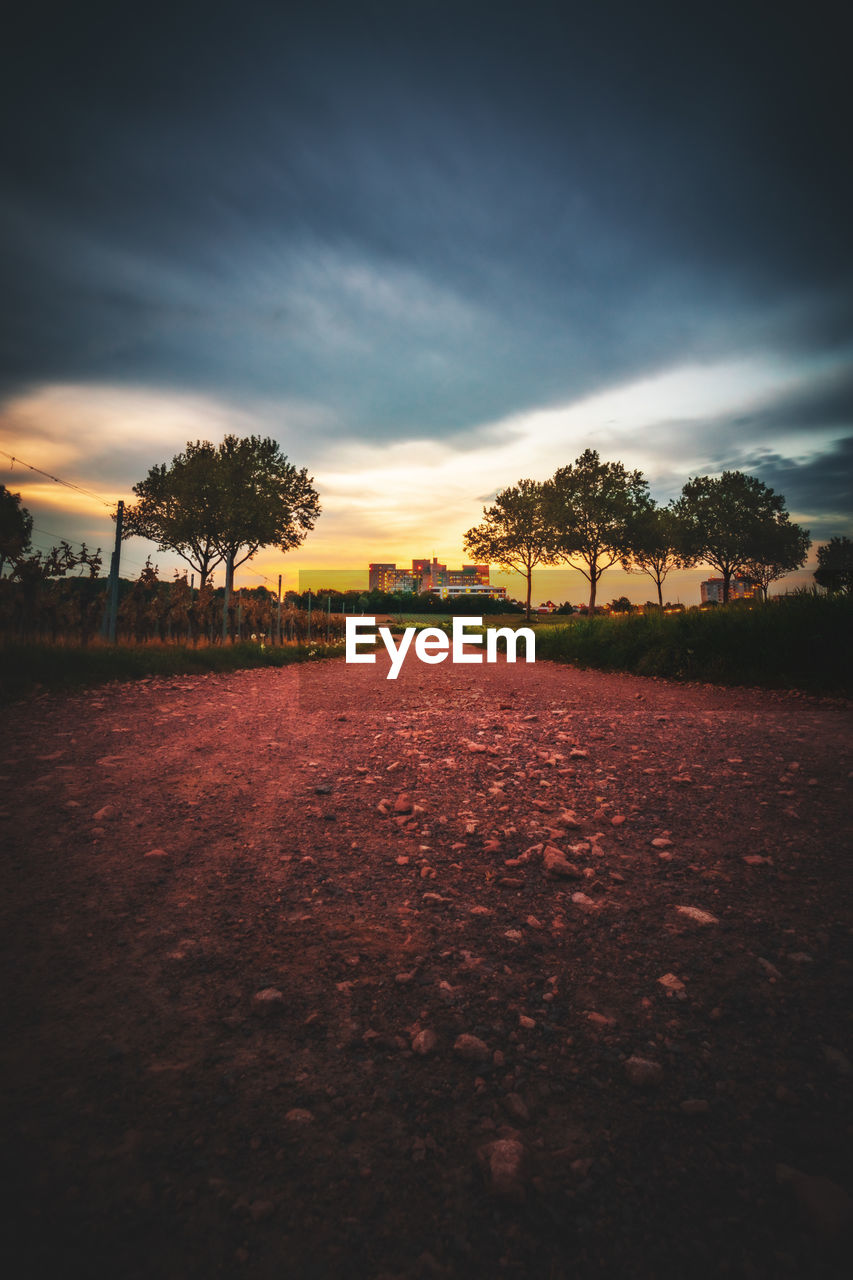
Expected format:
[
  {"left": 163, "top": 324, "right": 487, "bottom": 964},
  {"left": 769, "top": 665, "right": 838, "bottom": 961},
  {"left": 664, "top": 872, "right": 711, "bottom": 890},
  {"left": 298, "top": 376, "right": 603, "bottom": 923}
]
[{"left": 101, "top": 499, "right": 124, "bottom": 643}]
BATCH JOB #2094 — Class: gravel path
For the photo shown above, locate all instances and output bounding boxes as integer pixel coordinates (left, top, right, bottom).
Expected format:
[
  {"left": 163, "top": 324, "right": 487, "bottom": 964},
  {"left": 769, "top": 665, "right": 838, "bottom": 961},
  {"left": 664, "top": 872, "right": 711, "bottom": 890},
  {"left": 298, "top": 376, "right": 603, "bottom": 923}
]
[{"left": 2, "top": 653, "right": 852, "bottom": 1277}]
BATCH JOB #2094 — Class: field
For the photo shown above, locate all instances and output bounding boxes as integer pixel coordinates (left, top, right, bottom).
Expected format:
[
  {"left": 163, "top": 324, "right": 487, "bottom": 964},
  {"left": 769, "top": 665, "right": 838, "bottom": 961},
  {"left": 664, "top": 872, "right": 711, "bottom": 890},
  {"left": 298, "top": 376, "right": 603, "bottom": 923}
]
[
  {"left": 5, "top": 593, "right": 848, "bottom": 703},
  {"left": 2, "top": 648, "right": 852, "bottom": 1277}
]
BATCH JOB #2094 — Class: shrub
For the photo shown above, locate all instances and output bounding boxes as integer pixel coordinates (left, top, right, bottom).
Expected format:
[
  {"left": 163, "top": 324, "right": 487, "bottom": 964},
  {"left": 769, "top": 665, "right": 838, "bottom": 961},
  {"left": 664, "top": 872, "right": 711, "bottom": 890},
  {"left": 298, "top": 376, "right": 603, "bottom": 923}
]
[{"left": 535, "top": 591, "right": 852, "bottom": 693}]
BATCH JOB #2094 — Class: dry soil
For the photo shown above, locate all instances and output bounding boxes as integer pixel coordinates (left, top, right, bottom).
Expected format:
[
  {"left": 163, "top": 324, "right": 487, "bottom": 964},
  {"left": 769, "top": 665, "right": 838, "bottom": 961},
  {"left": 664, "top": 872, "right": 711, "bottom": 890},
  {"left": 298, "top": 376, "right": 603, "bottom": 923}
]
[{"left": 2, "top": 652, "right": 852, "bottom": 1278}]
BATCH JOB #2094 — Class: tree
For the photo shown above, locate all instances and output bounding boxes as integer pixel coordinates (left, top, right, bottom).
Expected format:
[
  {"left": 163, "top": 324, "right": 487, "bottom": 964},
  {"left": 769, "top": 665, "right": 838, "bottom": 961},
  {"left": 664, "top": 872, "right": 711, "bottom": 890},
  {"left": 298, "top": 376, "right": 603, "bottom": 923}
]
[
  {"left": 630, "top": 503, "right": 691, "bottom": 607},
  {"left": 741, "top": 520, "right": 810, "bottom": 601},
  {"left": 0, "top": 485, "right": 33, "bottom": 577},
  {"left": 123, "top": 440, "right": 226, "bottom": 587},
  {"left": 463, "top": 478, "right": 556, "bottom": 621},
  {"left": 211, "top": 433, "right": 319, "bottom": 568},
  {"left": 814, "top": 536, "right": 853, "bottom": 594},
  {"left": 123, "top": 436, "right": 321, "bottom": 607},
  {"left": 675, "top": 471, "right": 802, "bottom": 603},
  {"left": 210, "top": 436, "right": 320, "bottom": 638},
  {"left": 543, "top": 449, "right": 650, "bottom": 612}
]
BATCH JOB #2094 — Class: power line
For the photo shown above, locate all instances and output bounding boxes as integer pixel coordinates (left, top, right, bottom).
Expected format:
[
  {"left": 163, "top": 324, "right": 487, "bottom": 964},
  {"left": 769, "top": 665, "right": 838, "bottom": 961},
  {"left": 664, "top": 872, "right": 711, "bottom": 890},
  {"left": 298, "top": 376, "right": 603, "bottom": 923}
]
[
  {"left": 239, "top": 567, "right": 273, "bottom": 584},
  {"left": 3, "top": 453, "right": 274, "bottom": 584},
  {"left": 27, "top": 525, "right": 152, "bottom": 574},
  {"left": 30, "top": 524, "right": 137, "bottom": 564},
  {"left": 1, "top": 450, "right": 119, "bottom": 510},
  {"left": 31, "top": 524, "right": 103, "bottom": 549}
]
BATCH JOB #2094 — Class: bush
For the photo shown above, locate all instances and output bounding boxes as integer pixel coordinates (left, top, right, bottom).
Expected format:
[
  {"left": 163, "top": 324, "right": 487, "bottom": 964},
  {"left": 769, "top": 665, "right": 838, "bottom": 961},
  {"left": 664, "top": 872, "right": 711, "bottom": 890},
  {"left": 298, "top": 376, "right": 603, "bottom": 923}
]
[
  {"left": 0, "top": 640, "right": 345, "bottom": 702},
  {"left": 535, "top": 591, "right": 852, "bottom": 693}
]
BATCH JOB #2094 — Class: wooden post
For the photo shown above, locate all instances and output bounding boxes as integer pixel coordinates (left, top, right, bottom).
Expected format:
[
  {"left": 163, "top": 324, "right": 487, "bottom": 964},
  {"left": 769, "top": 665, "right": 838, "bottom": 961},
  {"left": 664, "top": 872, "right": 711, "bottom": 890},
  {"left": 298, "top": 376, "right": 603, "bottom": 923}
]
[
  {"left": 221, "top": 549, "right": 234, "bottom": 643},
  {"left": 101, "top": 499, "right": 124, "bottom": 643}
]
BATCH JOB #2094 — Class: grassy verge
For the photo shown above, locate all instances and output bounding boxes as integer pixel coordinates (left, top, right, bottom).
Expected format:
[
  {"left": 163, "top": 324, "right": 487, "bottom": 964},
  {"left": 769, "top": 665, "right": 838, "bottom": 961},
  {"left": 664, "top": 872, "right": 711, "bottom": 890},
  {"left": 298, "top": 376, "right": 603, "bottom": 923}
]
[
  {"left": 378, "top": 612, "right": 532, "bottom": 629},
  {"left": 534, "top": 593, "right": 852, "bottom": 694},
  {"left": 0, "top": 640, "right": 345, "bottom": 702}
]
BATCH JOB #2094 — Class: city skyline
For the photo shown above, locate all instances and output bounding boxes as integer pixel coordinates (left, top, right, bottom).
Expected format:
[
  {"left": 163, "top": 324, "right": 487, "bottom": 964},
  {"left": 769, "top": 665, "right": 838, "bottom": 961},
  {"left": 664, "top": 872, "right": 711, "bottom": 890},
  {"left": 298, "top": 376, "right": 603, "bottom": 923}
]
[{"left": 1, "top": 2, "right": 850, "bottom": 596}]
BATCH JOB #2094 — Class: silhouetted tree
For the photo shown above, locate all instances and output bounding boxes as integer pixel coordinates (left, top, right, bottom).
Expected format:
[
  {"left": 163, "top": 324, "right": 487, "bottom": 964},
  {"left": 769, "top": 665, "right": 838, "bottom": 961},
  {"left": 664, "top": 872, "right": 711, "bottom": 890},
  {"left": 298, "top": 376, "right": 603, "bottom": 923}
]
[
  {"left": 630, "top": 502, "right": 692, "bottom": 607},
  {"left": 123, "top": 436, "right": 320, "bottom": 644},
  {"left": 741, "top": 520, "right": 810, "bottom": 600},
  {"left": 0, "top": 485, "right": 33, "bottom": 577},
  {"left": 814, "top": 536, "right": 853, "bottom": 594},
  {"left": 464, "top": 478, "right": 556, "bottom": 620},
  {"left": 543, "top": 449, "right": 650, "bottom": 612},
  {"left": 209, "top": 436, "right": 320, "bottom": 630},
  {"left": 675, "top": 471, "right": 804, "bottom": 603},
  {"left": 123, "top": 440, "right": 226, "bottom": 587}
]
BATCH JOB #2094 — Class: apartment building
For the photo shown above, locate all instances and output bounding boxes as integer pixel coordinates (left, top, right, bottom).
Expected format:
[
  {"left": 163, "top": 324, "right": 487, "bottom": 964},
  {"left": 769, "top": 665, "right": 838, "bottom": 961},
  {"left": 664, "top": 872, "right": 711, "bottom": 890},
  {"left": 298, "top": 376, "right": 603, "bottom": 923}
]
[
  {"left": 700, "top": 576, "right": 755, "bottom": 603},
  {"left": 368, "top": 557, "right": 505, "bottom": 599}
]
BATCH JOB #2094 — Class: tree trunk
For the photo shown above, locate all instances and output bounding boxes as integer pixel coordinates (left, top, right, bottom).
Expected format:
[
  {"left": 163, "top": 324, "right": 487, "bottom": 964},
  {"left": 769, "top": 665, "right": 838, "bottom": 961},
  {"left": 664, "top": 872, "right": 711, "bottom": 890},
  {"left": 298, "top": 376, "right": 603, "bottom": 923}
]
[
  {"left": 657, "top": 574, "right": 663, "bottom": 608},
  {"left": 221, "top": 549, "right": 235, "bottom": 643},
  {"left": 588, "top": 573, "right": 597, "bottom": 613},
  {"left": 722, "top": 567, "right": 731, "bottom": 604},
  {"left": 526, "top": 569, "right": 532, "bottom": 621}
]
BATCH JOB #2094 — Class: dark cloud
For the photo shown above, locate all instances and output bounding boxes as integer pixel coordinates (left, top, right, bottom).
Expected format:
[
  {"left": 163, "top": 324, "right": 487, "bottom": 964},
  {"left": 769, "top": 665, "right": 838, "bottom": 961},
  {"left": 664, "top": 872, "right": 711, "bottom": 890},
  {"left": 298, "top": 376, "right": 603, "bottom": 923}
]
[
  {"left": 739, "top": 437, "right": 853, "bottom": 536},
  {"left": 736, "top": 366, "right": 853, "bottom": 435},
  {"left": 1, "top": 0, "right": 852, "bottom": 460}
]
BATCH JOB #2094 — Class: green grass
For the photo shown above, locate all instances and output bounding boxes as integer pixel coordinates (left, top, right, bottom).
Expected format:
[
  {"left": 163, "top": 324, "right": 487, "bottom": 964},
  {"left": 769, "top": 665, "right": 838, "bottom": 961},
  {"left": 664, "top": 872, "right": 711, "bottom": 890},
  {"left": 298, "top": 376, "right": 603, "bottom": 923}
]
[
  {"left": 379, "top": 611, "right": 533, "bottom": 628},
  {"left": 0, "top": 640, "right": 345, "bottom": 703},
  {"left": 533, "top": 592, "right": 852, "bottom": 694}
]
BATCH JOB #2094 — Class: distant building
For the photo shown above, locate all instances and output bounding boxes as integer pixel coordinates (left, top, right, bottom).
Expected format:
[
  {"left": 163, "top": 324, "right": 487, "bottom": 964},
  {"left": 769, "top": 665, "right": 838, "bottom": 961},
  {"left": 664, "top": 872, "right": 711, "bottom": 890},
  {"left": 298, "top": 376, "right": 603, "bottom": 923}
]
[
  {"left": 700, "top": 576, "right": 755, "bottom": 604},
  {"left": 368, "top": 557, "right": 505, "bottom": 599},
  {"left": 444, "top": 583, "right": 506, "bottom": 599},
  {"left": 368, "top": 563, "right": 421, "bottom": 592}
]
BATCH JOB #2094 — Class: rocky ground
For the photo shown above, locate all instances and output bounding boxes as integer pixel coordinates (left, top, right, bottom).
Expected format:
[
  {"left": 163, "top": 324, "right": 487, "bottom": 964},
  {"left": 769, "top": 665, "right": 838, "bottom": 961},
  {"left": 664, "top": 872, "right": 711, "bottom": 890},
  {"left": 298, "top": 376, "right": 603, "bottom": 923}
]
[{"left": 2, "top": 650, "right": 852, "bottom": 1278}]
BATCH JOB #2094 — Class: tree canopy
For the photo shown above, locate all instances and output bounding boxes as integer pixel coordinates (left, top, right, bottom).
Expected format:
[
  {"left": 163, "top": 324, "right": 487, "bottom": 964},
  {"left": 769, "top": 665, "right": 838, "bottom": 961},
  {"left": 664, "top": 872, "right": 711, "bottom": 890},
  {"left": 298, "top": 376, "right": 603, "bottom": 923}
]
[
  {"left": 211, "top": 435, "right": 320, "bottom": 573},
  {"left": 0, "top": 484, "right": 34, "bottom": 577},
  {"left": 675, "top": 471, "right": 808, "bottom": 603},
  {"left": 122, "top": 440, "right": 225, "bottom": 586},
  {"left": 814, "top": 536, "right": 853, "bottom": 594},
  {"left": 741, "top": 519, "right": 811, "bottom": 601},
  {"left": 123, "top": 435, "right": 320, "bottom": 587},
  {"left": 463, "top": 478, "right": 556, "bottom": 620},
  {"left": 543, "top": 449, "right": 650, "bottom": 611},
  {"left": 629, "top": 502, "right": 692, "bottom": 607}
]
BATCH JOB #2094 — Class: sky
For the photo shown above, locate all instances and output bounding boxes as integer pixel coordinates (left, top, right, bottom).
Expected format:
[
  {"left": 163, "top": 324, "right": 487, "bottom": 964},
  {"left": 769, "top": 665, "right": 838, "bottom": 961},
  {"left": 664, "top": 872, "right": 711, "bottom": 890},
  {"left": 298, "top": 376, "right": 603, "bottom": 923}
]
[{"left": 1, "top": 0, "right": 851, "bottom": 603}]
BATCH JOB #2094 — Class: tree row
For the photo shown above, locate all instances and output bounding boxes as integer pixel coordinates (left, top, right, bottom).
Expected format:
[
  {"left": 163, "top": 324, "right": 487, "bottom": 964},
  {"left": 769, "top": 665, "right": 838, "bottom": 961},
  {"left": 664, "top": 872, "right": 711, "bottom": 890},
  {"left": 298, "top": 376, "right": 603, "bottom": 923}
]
[{"left": 464, "top": 449, "right": 814, "bottom": 618}]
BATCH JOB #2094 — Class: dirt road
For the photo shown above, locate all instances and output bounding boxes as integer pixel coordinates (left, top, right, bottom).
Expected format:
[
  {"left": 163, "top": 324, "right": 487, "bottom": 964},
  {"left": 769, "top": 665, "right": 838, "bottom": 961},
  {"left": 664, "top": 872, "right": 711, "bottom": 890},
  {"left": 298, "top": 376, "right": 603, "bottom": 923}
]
[{"left": 2, "top": 653, "right": 852, "bottom": 1277}]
